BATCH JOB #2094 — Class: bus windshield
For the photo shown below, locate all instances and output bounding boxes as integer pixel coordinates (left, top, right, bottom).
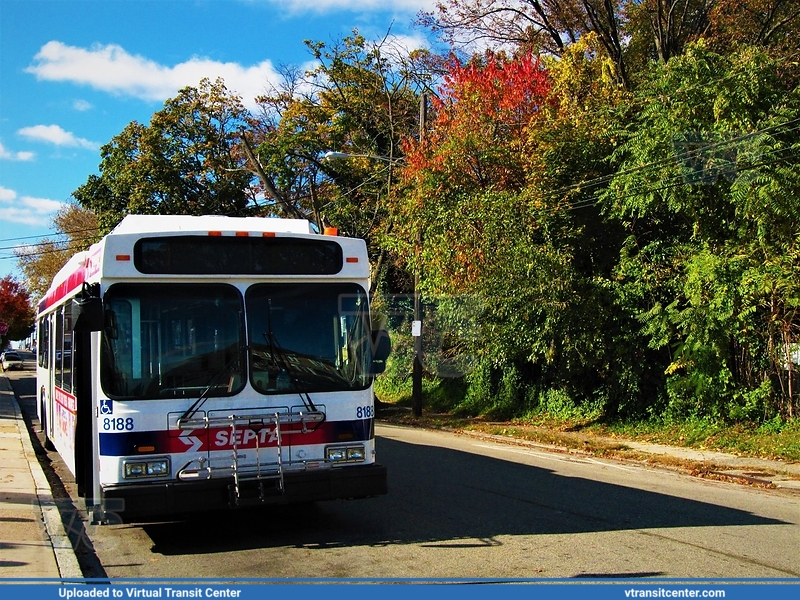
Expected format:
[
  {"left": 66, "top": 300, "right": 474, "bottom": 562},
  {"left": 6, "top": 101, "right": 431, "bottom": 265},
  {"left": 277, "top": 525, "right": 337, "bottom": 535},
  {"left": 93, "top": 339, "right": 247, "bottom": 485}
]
[
  {"left": 246, "top": 283, "right": 372, "bottom": 394},
  {"left": 101, "top": 283, "right": 245, "bottom": 400},
  {"left": 100, "top": 282, "right": 372, "bottom": 400}
]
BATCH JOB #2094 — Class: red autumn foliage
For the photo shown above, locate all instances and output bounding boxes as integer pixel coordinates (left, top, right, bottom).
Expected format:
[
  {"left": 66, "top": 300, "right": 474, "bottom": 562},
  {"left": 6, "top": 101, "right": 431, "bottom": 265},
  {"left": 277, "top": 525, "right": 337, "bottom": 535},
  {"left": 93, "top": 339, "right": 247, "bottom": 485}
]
[
  {"left": 403, "top": 52, "right": 552, "bottom": 193},
  {"left": 0, "top": 276, "right": 35, "bottom": 343},
  {"left": 437, "top": 51, "right": 552, "bottom": 128}
]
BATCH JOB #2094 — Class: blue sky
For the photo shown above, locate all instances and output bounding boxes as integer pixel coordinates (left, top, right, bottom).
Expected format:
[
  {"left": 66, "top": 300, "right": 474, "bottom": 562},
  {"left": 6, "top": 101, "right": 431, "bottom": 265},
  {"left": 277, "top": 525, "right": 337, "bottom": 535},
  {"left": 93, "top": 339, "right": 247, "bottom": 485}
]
[{"left": 0, "top": 0, "right": 436, "bottom": 281}]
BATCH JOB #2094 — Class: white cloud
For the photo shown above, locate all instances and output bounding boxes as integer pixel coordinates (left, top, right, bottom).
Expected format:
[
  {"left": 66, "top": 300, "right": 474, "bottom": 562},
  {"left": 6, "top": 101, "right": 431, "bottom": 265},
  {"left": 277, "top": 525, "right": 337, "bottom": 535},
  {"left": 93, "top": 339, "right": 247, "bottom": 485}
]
[
  {"left": 0, "top": 207, "right": 53, "bottom": 227},
  {"left": 18, "top": 124, "right": 99, "bottom": 150},
  {"left": 73, "top": 99, "right": 93, "bottom": 111},
  {"left": 0, "top": 141, "right": 35, "bottom": 161},
  {"left": 21, "top": 196, "right": 64, "bottom": 213},
  {"left": 0, "top": 188, "right": 64, "bottom": 226},
  {"left": 27, "top": 41, "right": 284, "bottom": 110},
  {"left": 0, "top": 186, "right": 17, "bottom": 201}
]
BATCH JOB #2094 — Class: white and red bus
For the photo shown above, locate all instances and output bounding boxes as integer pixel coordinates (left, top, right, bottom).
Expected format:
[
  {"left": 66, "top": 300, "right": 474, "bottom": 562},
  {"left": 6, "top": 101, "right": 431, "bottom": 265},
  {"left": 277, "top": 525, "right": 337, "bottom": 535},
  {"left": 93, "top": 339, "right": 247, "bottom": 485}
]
[{"left": 36, "top": 215, "right": 389, "bottom": 522}]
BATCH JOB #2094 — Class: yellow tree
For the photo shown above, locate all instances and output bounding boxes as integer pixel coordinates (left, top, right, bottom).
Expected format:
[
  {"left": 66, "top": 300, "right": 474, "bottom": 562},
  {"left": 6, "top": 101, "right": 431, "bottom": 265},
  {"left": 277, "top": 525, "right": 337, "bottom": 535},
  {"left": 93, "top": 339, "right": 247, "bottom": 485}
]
[{"left": 14, "top": 203, "right": 99, "bottom": 301}]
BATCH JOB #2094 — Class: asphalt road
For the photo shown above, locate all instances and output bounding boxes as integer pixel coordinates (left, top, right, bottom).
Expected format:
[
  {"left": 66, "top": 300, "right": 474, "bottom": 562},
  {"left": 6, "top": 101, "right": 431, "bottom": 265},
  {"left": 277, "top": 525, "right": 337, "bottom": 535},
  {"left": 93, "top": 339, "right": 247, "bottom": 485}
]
[{"left": 6, "top": 369, "right": 800, "bottom": 579}]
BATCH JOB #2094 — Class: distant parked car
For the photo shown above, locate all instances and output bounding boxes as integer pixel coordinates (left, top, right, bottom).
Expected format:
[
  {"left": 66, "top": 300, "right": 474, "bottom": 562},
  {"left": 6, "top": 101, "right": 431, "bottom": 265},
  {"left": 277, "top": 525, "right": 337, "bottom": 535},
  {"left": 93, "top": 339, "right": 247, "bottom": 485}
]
[
  {"left": 55, "top": 349, "right": 71, "bottom": 367},
  {"left": 1, "top": 351, "right": 23, "bottom": 371}
]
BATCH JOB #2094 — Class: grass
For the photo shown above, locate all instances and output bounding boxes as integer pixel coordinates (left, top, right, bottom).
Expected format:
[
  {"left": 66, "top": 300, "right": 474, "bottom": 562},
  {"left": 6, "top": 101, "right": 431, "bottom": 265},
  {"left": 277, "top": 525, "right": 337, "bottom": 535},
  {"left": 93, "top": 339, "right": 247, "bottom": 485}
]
[
  {"left": 585, "top": 418, "right": 800, "bottom": 461},
  {"left": 374, "top": 370, "right": 800, "bottom": 464},
  {"left": 375, "top": 397, "right": 800, "bottom": 463}
]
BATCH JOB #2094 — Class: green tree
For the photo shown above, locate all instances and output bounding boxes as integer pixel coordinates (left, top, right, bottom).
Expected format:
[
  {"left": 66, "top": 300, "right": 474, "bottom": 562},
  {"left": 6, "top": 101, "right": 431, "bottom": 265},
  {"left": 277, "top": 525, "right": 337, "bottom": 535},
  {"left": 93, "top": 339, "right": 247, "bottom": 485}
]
[
  {"left": 395, "top": 50, "right": 616, "bottom": 416},
  {"left": 526, "top": 35, "right": 661, "bottom": 417},
  {"left": 604, "top": 42, "right": 800, "bottom": 419},
  {"left": 73, "top": 78, "right": 255, "bottom": 232},
  {"left": 252, "top": 32, "right": 429, "bottom": 291}
]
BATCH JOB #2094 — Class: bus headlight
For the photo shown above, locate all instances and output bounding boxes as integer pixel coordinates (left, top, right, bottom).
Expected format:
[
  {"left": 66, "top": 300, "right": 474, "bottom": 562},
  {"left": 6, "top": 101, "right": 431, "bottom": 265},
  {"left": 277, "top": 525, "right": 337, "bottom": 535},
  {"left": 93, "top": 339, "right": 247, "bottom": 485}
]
[
  {"left": 346, "top": 446, "right": 365, "bottom": 461},
  {"left": 123, "top": 458, "right": 171, "bottom": 479},
  {"left": 325, "top": 444, "right": 365, "bottom": 464}
]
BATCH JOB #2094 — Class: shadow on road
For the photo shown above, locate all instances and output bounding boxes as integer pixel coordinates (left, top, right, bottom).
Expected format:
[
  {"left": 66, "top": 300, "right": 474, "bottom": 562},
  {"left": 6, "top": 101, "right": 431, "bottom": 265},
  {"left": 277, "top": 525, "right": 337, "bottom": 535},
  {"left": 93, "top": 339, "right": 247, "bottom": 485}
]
[{"left": 141, "top": 436, "right": 786, "bottom": 556}]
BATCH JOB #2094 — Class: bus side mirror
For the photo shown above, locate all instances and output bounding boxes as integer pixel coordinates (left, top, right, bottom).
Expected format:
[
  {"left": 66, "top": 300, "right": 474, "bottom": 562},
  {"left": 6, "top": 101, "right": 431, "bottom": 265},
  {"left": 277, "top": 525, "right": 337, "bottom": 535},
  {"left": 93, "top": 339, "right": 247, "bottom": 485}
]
[
  {"left": 369, "top": 328, "right": 391, "bottom": 375},
  {"left": 72, "top": 283, "right": 104, "bottom": 332},
  {"left": 72, "top": 297, "right": 104, "bottom": 332}
]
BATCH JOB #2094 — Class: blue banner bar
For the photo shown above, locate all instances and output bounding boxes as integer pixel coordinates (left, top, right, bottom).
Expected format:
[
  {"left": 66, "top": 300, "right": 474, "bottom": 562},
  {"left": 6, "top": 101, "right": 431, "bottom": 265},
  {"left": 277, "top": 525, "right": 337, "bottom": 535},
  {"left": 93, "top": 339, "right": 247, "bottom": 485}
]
[{"left": 0, "top": 581, "right": 798, "bottom": 600}]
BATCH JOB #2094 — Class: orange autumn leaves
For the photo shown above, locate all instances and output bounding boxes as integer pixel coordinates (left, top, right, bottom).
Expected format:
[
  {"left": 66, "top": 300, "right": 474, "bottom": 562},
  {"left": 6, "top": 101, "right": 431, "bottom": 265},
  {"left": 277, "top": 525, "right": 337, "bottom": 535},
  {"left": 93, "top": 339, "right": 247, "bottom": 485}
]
[{"left": 398, "top": 52, "right": 553, "bottom": 291}]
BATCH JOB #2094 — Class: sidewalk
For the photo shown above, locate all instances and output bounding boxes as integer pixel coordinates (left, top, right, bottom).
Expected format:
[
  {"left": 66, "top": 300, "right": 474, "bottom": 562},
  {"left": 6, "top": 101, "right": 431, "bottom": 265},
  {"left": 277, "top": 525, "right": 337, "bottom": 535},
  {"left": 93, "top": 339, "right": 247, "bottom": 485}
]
[{"left": 0, "top": 373, "right": 82, "bottom": 579}]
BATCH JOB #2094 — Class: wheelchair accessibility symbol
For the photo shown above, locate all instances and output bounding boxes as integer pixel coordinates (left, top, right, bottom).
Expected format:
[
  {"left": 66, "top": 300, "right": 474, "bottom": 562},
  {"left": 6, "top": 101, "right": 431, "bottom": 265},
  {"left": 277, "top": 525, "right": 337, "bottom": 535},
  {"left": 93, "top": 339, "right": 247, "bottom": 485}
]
[{"left": 100, "top": 399, "right": 113, "bottom": 415}]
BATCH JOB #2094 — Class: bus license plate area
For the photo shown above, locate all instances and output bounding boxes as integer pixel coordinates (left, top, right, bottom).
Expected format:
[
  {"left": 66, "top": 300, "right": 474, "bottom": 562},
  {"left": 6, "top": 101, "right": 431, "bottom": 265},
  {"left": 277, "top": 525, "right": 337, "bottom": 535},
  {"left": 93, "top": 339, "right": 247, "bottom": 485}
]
[{"left": 170, "top": 407, "right": 327, "bottom": 482}]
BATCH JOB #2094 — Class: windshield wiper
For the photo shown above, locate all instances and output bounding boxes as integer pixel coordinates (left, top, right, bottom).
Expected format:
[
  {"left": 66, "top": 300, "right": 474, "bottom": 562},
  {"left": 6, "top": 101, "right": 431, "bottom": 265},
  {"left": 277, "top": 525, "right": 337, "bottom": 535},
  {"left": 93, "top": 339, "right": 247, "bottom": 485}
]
[
  {"left": 264, "top": 298, "right": 317, "bottom": 412},
  {"left": 177, "top": 349, "right": 243, "bottom": 426}
]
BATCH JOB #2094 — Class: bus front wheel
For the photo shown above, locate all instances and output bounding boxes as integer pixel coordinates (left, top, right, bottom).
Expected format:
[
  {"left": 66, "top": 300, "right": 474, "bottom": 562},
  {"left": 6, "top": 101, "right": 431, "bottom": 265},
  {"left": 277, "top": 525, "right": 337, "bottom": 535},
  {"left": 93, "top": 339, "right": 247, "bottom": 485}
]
[{"left": 40, "top": 398, "right": 55, "bottom": 451}]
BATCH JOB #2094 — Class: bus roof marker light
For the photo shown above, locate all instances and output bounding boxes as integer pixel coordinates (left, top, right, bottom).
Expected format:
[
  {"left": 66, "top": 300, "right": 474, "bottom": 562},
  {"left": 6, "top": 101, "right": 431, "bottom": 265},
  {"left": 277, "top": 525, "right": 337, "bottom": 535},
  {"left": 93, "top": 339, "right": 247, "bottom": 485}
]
[
  {"left": 262, "top": 232, "right": 276, "bottom": 237},
  {"left": 116, "top": 254, "right": 131, "bottom": 261},
  {"left": 323, "top": 227, "right": 338, "bottom": 236},
  {"left": 235, "top": 231, "right": 249, "bottom": 237},
  {"left": 346, "top": 257, "right": 359, "bottom": 263},
  {"left": 208, "top": 231, "right": 222, "bottom": 236}
]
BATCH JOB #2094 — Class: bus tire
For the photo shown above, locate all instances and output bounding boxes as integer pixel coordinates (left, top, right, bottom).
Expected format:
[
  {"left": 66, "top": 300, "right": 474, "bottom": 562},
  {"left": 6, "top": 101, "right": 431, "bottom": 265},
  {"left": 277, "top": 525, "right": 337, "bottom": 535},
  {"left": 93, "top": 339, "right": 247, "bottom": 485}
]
[{"left": 40, "top": 399, "right": 55, "bottom": 451}]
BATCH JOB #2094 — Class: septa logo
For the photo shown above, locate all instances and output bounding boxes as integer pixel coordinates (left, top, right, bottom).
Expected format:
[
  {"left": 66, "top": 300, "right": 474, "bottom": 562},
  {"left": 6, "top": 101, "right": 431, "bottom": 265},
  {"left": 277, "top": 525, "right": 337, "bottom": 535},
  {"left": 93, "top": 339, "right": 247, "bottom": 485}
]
[{"left": 214, "top": 427, "right": 279, "bottom": 449}]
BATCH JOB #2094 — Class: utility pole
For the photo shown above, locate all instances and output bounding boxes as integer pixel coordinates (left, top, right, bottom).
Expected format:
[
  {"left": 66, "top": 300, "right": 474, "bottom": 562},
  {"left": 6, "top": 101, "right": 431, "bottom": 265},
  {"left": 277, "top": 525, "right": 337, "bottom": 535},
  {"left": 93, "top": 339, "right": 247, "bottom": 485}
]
[{"left": 412, "top": 94, "right": 427, "bottom": 418}]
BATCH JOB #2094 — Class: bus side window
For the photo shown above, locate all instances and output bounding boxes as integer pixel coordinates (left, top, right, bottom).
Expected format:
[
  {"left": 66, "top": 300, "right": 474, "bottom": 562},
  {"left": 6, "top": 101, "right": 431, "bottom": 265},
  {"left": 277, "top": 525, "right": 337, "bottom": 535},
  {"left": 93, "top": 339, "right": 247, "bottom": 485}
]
[
  {"left": 56, "top": 309, "right": 64, "bottom": 389},
  {"left": 38, "top": 317, "right": 50, "bottom": 368},
  {"left": 56, "top": 304, "right": 74, "bottom": 393}
]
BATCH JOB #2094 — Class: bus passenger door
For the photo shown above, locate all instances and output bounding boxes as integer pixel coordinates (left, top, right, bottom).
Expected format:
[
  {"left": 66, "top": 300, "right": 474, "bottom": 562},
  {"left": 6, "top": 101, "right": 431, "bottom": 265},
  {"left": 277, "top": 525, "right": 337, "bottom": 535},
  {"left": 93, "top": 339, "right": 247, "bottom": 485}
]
[
  {"left": 73, "top": 329, "right": 94, "bottom": 502},
  {"left": 71, "top": 288, "right": 104, "bottom": 505}
]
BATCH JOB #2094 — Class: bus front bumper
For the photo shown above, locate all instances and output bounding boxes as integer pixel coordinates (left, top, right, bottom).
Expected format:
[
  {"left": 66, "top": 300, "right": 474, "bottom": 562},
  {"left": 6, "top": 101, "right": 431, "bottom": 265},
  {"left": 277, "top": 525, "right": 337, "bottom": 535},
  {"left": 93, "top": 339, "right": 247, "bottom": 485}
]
[{"left": 101, "top": 463, "right": 387, "bottom": 521}]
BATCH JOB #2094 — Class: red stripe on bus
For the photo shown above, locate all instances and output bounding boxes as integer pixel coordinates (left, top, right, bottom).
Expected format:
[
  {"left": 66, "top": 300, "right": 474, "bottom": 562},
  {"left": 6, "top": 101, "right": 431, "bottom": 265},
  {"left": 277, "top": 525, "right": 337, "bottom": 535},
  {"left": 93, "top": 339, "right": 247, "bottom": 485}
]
[
  {"left": 54, "top": 387, "right": 77, "bottom": 414},
  {"left": 38, "top": 263, "right": 87, "bottom": 313}
]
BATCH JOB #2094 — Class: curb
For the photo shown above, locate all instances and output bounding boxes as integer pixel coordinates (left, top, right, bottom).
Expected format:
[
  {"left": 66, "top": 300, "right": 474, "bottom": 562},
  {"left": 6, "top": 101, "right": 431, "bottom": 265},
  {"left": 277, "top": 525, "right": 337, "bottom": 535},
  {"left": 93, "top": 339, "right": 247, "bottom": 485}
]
[
  {"left": 430, "top": 424, "right": 800, "bottom": 489},
  {"left": 2, "top": 374, "right": 83, "bottom": 579}
]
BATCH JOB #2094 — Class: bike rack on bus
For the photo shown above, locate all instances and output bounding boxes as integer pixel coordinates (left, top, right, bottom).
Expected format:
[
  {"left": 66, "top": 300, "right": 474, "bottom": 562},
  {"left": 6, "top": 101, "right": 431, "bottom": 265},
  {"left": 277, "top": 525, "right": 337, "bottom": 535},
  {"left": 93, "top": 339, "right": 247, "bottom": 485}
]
[{"left": 175, "top": 410, "right": 326, "bottom": 506}]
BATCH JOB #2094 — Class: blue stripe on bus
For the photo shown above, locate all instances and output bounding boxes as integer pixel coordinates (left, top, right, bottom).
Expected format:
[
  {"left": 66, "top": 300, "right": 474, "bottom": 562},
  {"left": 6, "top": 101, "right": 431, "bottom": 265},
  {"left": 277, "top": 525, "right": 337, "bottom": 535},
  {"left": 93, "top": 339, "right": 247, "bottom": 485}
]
[{"left": 98, "top": 418, "right": 375, "bottom": 456}]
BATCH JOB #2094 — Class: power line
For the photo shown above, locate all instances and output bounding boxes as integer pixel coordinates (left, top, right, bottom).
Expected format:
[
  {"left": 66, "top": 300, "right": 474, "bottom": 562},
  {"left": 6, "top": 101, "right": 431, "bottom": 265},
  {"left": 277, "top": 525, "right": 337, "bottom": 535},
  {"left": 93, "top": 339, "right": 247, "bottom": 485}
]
[
  {"left": 0, "top": 226, "right": 102, "bottom": 245},
  {"left": 559, "top": 145, "right": 800, "bottom": 216},
  {"left": 0, "top": 237, "right": 97, "bottom": 253},
  {"left": 524, "top": 135, "right": 800, "bottom": 219},
  {"left": 548, "top": 117, "right": 800, "bottom": 205},
  {"left": 0, "top": 242, "right": 91, "bottom": 261}
]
